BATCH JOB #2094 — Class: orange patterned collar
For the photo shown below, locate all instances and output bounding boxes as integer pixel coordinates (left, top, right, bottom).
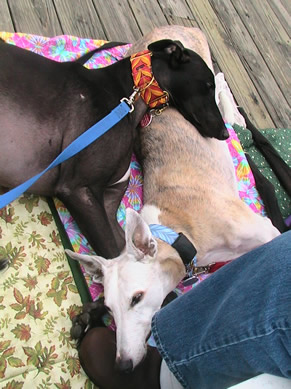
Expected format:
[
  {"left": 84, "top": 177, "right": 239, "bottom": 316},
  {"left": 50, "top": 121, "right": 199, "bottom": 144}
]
[{"left": 130, "top": 50, "right": 169, "bottom": 110}]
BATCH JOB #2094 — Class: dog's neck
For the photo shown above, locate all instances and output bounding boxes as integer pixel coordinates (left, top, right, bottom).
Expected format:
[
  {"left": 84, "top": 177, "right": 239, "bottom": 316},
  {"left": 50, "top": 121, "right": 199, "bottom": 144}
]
[
  {"left": 149, "top": 223, "right": 197, "bottom": 267},
  {"left": 154, "top": 239, "right": 186, "bottom": 288},
  {"left": 140, "top": 204, "right": 195, "bottom": 283}
]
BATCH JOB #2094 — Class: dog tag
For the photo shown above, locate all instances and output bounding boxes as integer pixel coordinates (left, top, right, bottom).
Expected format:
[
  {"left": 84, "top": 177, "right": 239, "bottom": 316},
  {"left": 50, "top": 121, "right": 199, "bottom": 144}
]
[
  {"left": 182, "top": 275, "right": 199, "bottom": 286},
  {"left": 140, "top": 112, "right": 152, "bottom": 128}
]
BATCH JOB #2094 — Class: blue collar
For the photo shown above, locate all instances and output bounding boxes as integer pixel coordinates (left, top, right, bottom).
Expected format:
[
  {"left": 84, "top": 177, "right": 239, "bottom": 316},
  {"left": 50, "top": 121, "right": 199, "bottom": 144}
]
[{"left": 149, "top": 224, "right": 179, "bottom": 245}]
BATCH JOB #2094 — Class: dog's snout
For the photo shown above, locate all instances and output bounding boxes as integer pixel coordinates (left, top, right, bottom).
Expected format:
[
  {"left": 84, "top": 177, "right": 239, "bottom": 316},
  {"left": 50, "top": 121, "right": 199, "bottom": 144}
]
[
  {"left": 115, "top": 357, "right": 133, "bottom": 373},
  {"left": 220, "top": 127, "right": 229, "bottom": 140}
]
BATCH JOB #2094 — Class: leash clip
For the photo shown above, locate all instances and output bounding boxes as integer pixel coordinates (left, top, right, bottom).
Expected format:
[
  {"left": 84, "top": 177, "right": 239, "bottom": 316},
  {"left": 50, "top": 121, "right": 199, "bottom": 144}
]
[
  {"left": 151, "top": 102, "right": 169, "bottom": 116},
  {"left": 150, "top": 91, "right": 169, "bottom": 116},
  {"left": 190, "top": 263, "right": 215, "bottom": 275},
  {"left": 120, "top": 87, "right": 140, "bottom": 113}
]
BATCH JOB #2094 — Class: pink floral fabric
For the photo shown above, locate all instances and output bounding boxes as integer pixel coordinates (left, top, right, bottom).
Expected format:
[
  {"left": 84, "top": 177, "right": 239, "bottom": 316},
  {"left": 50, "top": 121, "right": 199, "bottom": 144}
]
[
  {"left": 225, "top": 124, "right": 265, "bottom": 215},
  {"left": 0, "top": 32, "right": 130, "bottom": 66}
]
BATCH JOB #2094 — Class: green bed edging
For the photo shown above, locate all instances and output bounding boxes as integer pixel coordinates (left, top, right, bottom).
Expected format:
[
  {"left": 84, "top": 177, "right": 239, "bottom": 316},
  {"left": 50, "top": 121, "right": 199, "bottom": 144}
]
[{"left": 47, "top": 197, "right": 92, "bottom": 304}]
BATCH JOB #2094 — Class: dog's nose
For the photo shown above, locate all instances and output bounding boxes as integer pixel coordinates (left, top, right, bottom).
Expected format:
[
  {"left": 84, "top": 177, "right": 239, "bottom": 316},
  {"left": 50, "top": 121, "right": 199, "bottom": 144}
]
[
  {"left": 220, "top": 127, "right": 229, "bottom": 140},
  {"left": 115, "top": 357, "right": 133, "bottom": 373}
]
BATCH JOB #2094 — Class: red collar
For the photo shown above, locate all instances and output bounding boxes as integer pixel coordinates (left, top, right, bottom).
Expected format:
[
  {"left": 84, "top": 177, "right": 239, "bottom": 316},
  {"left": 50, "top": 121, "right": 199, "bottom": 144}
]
[
  {"left": 130, "top": 50, "right": 169, "bottom": 110},
  {"left": 208, "top": 261, "right": 232, "bottom": 273}
]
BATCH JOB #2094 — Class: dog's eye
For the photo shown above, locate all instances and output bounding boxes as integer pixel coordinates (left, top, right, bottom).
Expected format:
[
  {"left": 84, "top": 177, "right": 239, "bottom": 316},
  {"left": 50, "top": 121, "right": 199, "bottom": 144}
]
[{"left": 130, "top": 292, "right": 144, "bottom": 307}]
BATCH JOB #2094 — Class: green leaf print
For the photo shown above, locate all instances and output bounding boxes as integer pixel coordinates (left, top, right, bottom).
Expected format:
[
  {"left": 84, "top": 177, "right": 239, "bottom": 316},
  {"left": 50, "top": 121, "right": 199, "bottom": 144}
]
[
  {"left": 0, "top": 243, "right": 26, "bottom": 270},
  {"left": 0, "top": 206, "right": 19, "bottom": 224},
  {"left": 2, "top": 379, "right": 24, "bottom": 389},
  {"left": 28, "top": 232, "right": 46, "bottom": 249},
  {"left": 35, "top": 256, "right": 50, "bottom": 274},
  {"left": 8, "top": 356, "right": 25, "bottom": 368},
  {"left": 23, "top": 341, "right": 58, "bottom": 374},
  {"left": 18, "top": 195, "right": 39, "bottom": 213},
  {"left": 66, "top": 356, "right": 81, "bottom": 377},
  {"left": 38, "top": 211, "right": 53, "bottom": 226}
]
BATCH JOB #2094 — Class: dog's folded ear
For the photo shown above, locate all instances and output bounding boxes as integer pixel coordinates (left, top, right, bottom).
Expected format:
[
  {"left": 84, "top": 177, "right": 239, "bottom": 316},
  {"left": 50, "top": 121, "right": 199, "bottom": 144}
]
[
  {"left": 148, "top": 39, "right": 190, "bottom": 68},
  {"left": 125, "top": 209, "right": 157, "bottom": 260},
  {"left": 65, "top": 249, "right": 106, "bottom": 283}
]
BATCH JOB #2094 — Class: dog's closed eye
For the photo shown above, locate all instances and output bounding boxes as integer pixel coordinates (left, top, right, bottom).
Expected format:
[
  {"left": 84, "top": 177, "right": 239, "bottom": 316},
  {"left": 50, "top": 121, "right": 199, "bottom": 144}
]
[{"left": 130, "top": 292, "right": 144, "bottom": 307}]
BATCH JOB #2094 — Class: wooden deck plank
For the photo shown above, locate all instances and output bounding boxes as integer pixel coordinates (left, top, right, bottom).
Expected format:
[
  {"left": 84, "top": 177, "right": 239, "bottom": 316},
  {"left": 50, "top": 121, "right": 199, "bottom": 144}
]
[
  {"left": 230, "top": 0, "right": 291, "bottom": 107},
  {"left": 53, "top": 0, "right": 106, "bottom": 40},
  {"left": 184, "top": 0, "right": 275, "bottom": 128},
  {"left": 127, "top": 0, "right": 168, "bottom": 35},
  {"left": 7, "top": 0, "right": 62, "bottom": 36},
  {"left": 266, "top": 0, "right": 291, "bottom": 36},
  {"left": 0, "top": 1, "right": 14, "bottom": 32},
  {"left": 158, "top": 0, "right": 195, "bottom": 27},
  {"left": 91, "top": 0, "right": 142, "bottom": 42},
  {"left": 209, "top": 0, "right": 290, "bottom": 128}
]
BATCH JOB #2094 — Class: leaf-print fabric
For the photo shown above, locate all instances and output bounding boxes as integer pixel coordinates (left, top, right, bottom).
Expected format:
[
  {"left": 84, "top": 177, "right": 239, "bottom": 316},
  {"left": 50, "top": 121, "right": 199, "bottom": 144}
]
[{"left": 0, "top": 194, "right": 93, "bottom": 388}]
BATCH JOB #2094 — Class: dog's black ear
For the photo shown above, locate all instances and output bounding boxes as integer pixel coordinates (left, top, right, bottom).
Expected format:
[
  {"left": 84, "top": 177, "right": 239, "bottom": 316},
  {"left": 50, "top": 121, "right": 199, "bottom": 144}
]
[
  {"left": 148, "top": 39, "right": 177, "bottom": 52},
  {"left": 148, "top": 39, "right": 190, "bottom": 68}
]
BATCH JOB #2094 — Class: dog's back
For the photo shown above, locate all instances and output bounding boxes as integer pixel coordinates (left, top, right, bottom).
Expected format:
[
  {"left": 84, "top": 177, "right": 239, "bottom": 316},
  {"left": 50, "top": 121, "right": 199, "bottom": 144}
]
[{"left": 138, "top": 107, "right": 278, "bottom": 263}]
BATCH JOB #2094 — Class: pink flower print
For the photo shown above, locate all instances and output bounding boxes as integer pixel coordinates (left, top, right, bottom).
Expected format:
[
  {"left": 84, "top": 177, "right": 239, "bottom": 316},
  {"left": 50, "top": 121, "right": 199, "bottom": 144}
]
[
  {"left": 125, "top": 174, "right": 143, "bottom": 210},
  {"left": 13, "top": 34, "right": 32, "bottom": 50},
  {"left": 27, "top": 35, "right": 48, "bottom": 55},
  {"left": 236, "top": 159, "right": 250, "bottom": 180}
]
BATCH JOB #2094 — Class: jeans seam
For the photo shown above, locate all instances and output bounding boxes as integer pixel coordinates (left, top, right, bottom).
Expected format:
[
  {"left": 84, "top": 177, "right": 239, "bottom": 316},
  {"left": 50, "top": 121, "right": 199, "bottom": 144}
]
[
  {"left": 152, "top": 314, "right": 189, "bottom": 388},
  {"left": 175, "top": 326, "right": 291, "bottom": 367}
]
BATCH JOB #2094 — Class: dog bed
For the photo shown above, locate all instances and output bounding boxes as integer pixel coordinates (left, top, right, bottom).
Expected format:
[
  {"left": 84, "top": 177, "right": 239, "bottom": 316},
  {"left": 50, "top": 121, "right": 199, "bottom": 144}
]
[
  {"left": 0, "top": 32, "right": 288, "bottom": 388},
  {"left": 0, "top": 192, "right": 94, "bottom": 388}
]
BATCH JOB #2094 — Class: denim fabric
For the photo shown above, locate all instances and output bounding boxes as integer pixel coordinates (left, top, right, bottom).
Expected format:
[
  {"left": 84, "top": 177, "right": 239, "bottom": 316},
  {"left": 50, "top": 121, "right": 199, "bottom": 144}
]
[{"left": 152, "top": 231, "right": 291, "bottom": 389}]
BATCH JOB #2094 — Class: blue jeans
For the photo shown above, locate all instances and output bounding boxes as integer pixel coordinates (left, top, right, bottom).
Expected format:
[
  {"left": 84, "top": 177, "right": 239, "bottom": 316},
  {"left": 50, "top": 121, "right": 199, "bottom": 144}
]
[{"left": 152, "top": 231, "right": 291, "bottom": 389}]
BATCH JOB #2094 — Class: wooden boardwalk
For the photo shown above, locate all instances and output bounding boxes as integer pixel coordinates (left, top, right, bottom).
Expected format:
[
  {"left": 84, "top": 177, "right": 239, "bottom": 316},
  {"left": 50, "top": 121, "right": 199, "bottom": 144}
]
[{"left": 0, "top": 0, "right": 290, "bottom": 129}]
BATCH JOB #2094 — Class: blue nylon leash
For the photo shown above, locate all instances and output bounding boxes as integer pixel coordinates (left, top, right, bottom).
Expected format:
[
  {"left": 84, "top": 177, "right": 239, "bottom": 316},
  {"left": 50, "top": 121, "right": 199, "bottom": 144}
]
[{"left": 0, "top": 101, "right": 131, "bottom": 209}]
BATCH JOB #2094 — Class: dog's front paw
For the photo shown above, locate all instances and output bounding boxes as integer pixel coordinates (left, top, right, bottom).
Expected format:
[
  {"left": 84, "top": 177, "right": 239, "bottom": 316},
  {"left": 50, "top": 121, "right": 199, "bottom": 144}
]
[{"left": 71, "top": 298, "right": 108, "bottom": 345}]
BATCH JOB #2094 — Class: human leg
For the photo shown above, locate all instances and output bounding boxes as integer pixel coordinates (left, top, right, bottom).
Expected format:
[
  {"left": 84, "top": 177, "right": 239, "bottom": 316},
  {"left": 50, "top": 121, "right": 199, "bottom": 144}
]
[{"left": 152, "top": 231, "right": 291, "bottom": 389}]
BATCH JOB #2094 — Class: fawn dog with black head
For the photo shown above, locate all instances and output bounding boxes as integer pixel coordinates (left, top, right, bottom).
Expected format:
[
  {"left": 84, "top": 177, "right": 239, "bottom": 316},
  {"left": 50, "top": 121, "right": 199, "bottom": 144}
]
[
  {"left": 66, "top": 27, "right": 280, "bottom": 387},
  {"left": 0, "top": 36, "right": 227, "bottom": 265}
]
